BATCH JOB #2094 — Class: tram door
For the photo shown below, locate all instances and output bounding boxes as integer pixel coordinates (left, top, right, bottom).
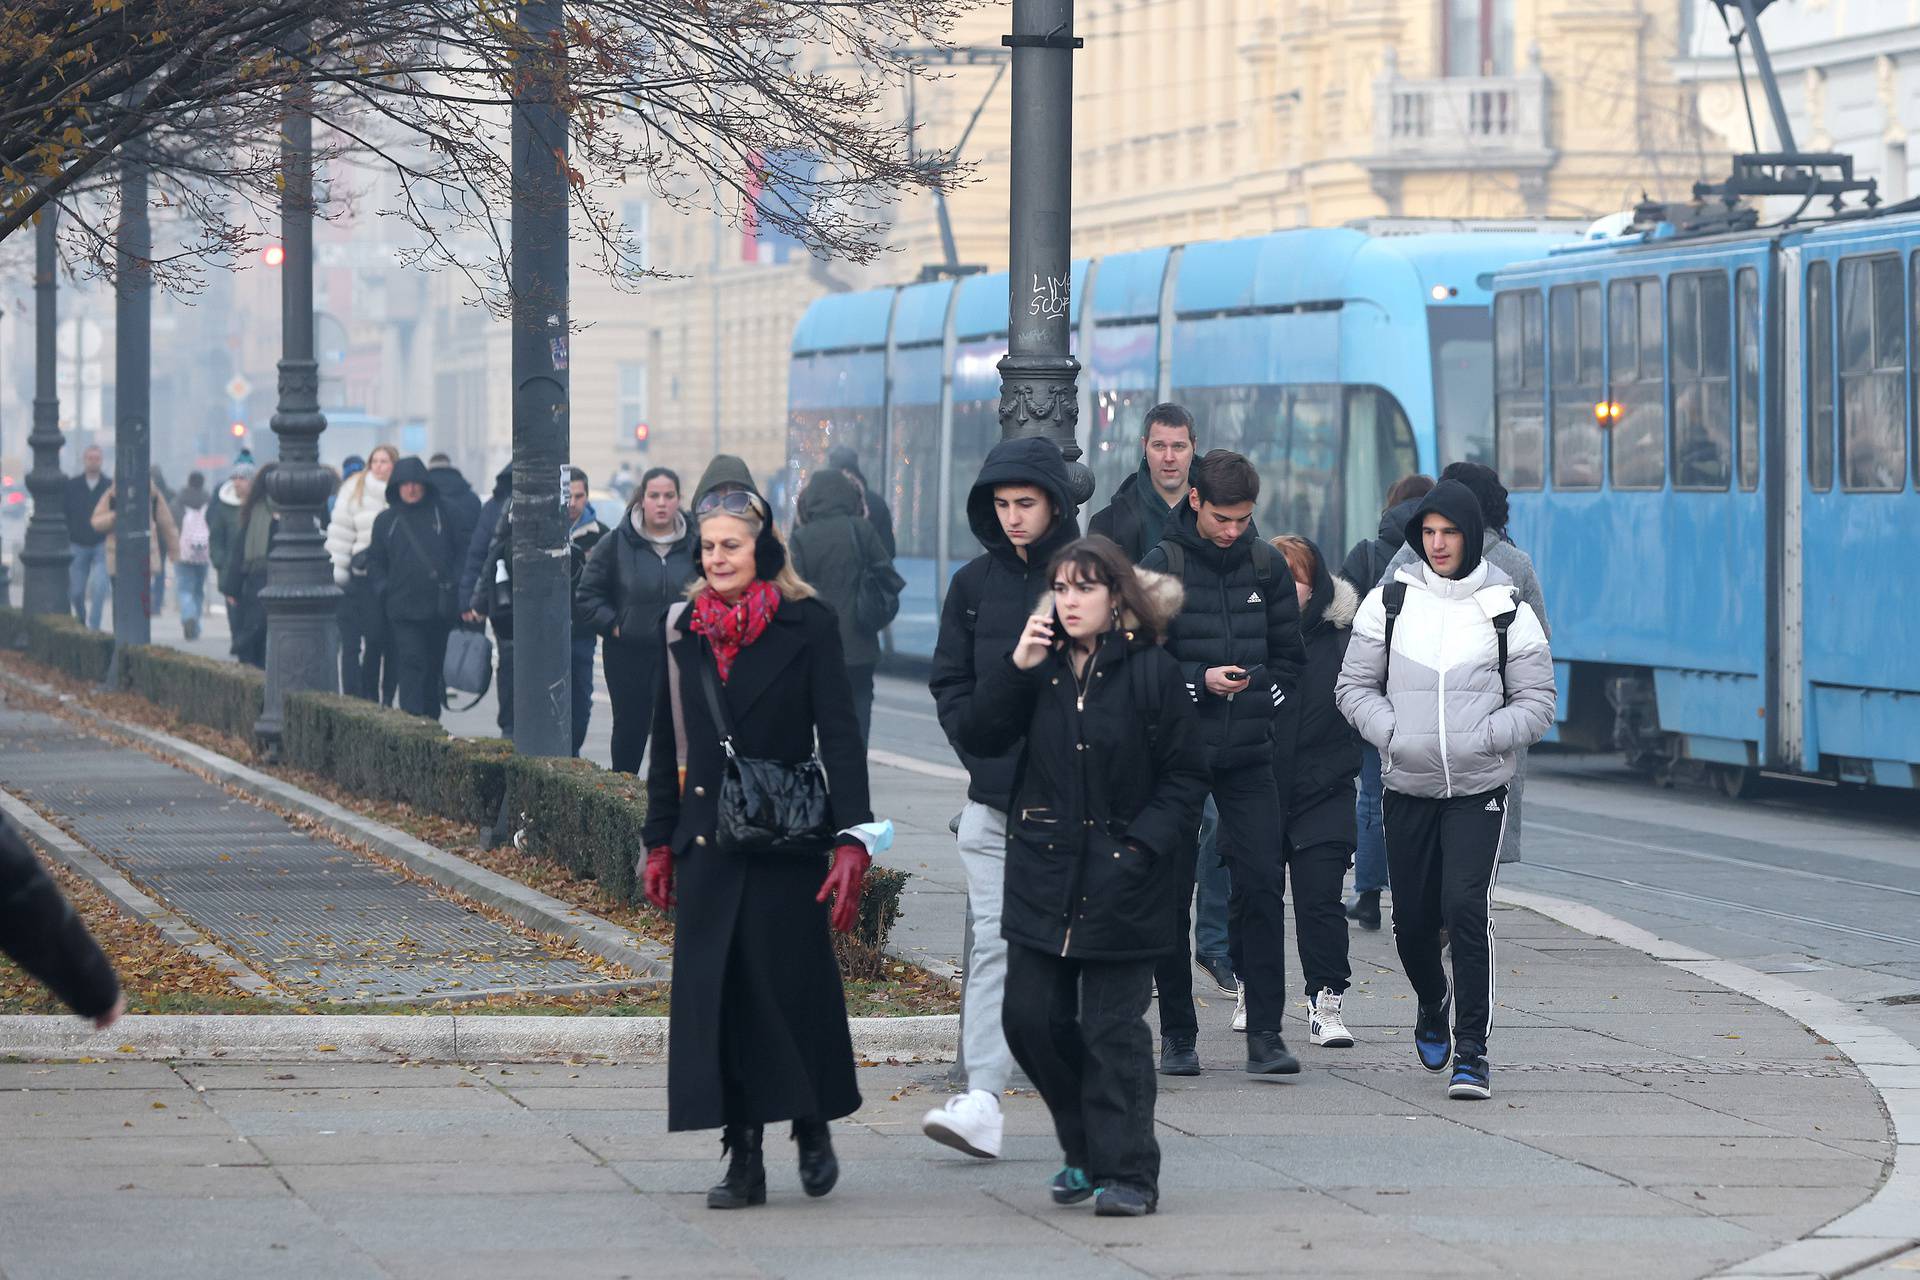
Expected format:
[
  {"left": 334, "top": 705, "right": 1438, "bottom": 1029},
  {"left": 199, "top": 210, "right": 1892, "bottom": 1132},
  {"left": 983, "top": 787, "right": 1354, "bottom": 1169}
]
[{"left": 1770, "top": 246, "right": 1806, "bottom": 772}]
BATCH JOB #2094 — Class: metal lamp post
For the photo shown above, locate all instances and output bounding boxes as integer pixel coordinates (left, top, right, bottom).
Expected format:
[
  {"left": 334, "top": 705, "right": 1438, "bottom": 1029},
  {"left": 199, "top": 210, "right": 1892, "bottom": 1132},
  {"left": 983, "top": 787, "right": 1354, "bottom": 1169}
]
[
  {"left": 255, "top": 80, "right": 341, "bottom": 747},
  {"left": 109, "top": 150, "right": 152, "bottom": 658},
  {"left": 996, "top": 0, "right": 1092, "bottom": 507},
  {"left": 508, "top": 0, "right": 572, "bottom": 758},
  {"left": 22, "top": 208, "right": 70, "bottom": 616}
]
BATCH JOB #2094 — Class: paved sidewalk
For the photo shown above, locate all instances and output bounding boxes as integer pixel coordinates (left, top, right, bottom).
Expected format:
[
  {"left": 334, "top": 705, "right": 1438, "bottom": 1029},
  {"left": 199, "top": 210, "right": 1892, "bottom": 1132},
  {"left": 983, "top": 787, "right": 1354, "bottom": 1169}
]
[
  {"left": 0, "top": 906, "right": 1891, "bottom": 1279},
  {"left": 0, "top": 692, "right": 627, "bottom": 1003}
]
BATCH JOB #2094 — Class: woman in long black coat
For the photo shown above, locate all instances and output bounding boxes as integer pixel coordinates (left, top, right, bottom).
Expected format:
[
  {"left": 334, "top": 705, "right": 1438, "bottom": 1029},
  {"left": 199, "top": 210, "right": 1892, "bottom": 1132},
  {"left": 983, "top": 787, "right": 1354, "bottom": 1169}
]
[
  {"left": 954, "top": 534, "right": 1208, "bottom": 1218},
  {"left": 641, "top": 483, "right": 874, "bottom": 1211}
]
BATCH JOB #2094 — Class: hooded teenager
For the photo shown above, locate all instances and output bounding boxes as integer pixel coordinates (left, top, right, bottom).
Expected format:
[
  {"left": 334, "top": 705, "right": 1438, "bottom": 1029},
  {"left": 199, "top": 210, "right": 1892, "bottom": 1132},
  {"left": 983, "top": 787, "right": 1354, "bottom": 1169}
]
[
  {"left": 1268, "top": 535, "right": 1361, "bottom": 1052},
  {"left": 367, "top": 456, "right": 460, "bottom": 719},
  {"left": 923, "top": 436, "right": 1081, "bottom": 1161},
  {"left": 788, "top": 467, "right": 898, "bottom": 742},
  {"left": 826, "top": 445, "right": 896, "bottom": 560},
  {"left": 1335, "top": 479, "right": 1555, "bottom": 1103}
]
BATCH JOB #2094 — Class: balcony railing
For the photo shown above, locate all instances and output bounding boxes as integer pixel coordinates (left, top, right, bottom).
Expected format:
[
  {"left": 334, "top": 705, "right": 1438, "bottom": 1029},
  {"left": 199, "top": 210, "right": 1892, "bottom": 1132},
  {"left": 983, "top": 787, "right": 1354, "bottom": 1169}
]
[{"left": 1370, "top": 46, "right": 1552, "bottom": 168}]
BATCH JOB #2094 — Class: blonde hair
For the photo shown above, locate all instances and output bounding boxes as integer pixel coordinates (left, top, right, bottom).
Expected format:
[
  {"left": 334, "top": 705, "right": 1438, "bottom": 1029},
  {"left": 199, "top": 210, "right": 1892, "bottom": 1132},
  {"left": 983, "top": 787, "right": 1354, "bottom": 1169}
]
[
  {"left": 689, "top": 507, "right": 815, "bottom": 602},
  {"left": 350, "top": 444, "right": 401, "bottom": 504}
]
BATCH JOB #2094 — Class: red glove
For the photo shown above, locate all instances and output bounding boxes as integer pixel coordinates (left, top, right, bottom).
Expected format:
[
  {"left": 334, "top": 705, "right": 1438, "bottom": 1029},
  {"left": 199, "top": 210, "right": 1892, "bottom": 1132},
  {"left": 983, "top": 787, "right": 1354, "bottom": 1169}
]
[
  {"left": 642, "top": 845, "right": 675, "bottom": 912},
  {"left": 816, "top": 843, "right": 872, "bottom": 934}
]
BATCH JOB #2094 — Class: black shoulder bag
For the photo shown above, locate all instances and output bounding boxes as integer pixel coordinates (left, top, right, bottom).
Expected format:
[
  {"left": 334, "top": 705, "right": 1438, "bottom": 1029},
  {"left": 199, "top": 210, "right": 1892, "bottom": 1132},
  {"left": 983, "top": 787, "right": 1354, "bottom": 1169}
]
[{"left": 696, "top": 648, "right": 832, "bottom": 855}]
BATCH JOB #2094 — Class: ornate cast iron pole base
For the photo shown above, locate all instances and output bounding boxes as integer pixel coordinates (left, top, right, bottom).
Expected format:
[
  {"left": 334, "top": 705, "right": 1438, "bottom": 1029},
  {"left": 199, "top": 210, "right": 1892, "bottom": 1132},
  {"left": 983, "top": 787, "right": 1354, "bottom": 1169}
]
[{"left": 22, "top": 208, "right": 70, "bottom": 617}]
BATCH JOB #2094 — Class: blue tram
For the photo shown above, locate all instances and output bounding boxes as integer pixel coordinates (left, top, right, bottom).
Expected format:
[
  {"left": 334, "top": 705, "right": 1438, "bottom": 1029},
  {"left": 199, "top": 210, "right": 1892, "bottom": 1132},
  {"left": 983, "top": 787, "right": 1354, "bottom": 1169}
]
[
  {"left": 1493, "top": 214, "right": 1920, "bottom": 791},
  {"left": 786, "top": 227, "right": 1570, "bottom": 660}
]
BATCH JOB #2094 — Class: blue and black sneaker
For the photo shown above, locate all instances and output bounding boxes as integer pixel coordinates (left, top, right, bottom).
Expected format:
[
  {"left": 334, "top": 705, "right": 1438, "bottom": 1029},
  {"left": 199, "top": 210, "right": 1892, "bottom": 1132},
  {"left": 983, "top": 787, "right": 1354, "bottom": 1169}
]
[
  {"left": 1414, "top": 997, "right": 1452, "bottom": 1072},
  {"left": 1094, "top": 1183, "right": 1157, "bottom": 1217},
  {"left": 1449, "top": 1051, "right": 1491, "bottom": 1101},
  {"left": 1051, "top": 1165, "right": 1094, "bottom": 1205}
]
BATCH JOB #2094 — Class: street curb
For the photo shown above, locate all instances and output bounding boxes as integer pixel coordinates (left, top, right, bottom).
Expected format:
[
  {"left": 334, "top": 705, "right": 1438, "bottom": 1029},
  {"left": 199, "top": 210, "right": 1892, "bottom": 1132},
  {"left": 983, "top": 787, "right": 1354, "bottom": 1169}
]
[
  {"left": 0, "top": 668, "right": 672, "bottom": 985},
  {"left": 1494, "top": 886, "right": 1920, "bottom": 1280},
  {"left": 0, "top": 1012, "right": 959, "bottom": 1064}
]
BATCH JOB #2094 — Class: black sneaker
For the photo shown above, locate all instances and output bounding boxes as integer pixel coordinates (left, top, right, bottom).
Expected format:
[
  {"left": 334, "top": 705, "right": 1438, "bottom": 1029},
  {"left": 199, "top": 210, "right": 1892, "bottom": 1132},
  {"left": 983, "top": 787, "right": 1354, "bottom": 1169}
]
[
  {"left": 1345, "top": 890, "right": 1381, "bottom": 931},
  {"left": 1194, "top": 952, "right": 1237, "bottom": 994},
  {"left": 1158, "top": 1032, "right": 1200, "bottom": 1077},
  {"left": 1415, "top": 997, "right": 1452, "bottom": 1073},
  {"left": 1449, "top": 1050, "right": 1491, "bottom": 1100},
  {"left": 1245, "top": 1030, "right": 1301, "bottom": 1075},
  {"left": 1093, "top": 1183, "right": 1157, "bottom": 1216},
  {"left": 1050, "top": 1165, "right": 1094, "bottom": 1205}
]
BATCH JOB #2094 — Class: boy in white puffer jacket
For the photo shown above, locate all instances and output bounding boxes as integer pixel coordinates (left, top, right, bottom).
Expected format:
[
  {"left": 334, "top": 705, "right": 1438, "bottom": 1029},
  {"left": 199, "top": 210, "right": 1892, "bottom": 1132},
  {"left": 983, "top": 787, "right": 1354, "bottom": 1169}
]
[{"left": 1335, "top": 479, "right": 1554, "bottom": 1103}]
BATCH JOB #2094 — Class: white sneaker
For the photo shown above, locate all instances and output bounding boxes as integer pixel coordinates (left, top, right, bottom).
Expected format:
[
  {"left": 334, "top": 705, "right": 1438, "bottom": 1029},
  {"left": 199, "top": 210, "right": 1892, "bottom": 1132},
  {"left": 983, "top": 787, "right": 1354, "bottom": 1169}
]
[
  {"left": 921, "top": 1088, "right": 1003, "bottom": 1159},
  {"left": 1230, "top": 982, "right": 1247, "bottom": 1033},
  {"left": 1309, "top": 988, "right": 1355, "bottom": 1047}
]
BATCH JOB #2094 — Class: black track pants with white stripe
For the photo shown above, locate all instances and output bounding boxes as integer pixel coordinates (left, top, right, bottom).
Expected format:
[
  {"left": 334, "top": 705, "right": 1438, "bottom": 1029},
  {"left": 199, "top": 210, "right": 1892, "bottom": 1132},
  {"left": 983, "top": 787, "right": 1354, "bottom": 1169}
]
[{"left": 1382, "top": 785, "right": 1509, "bottom": 1053}]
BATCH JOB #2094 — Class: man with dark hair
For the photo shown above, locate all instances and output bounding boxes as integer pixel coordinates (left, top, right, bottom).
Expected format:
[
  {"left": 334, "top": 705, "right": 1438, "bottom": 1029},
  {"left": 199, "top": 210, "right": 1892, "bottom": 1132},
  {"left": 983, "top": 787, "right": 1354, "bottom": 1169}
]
[
  {"left": 1089, "top": 402, "right": 1194, "bottom": 563},
  {"left": 1142, "top": 449, "right": 1306, "bottom": 1077}
]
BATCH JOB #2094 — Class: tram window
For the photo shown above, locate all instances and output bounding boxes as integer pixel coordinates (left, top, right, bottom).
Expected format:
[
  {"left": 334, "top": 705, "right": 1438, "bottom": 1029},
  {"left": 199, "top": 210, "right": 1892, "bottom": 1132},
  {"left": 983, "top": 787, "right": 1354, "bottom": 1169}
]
[
  {"left": 1494, "top": 291, "right": 1544, "bottom": 489},
  {"left": 1608, "top": 278, "right": 1666, "bottom": 490},
  {"left": 1807, "top": 261, "right": 1835, "bottom": 491},
  {"left": 1342, "top": 387, "right": 1419, "bottom": 553},
  {"left": 1670, "top": 271, "right": 1732, "bottom": 489},
  {"left": 1173, "top": 383, "right": 1347, "bottom": 551},
  {"left": 1549, "top": 283, "right": 1602, "bottom": 489},
  {"left": 886, "top": 402, "right": 942, "bottom": 559},
  {"left": 1838, "top": 254, "right": 1906, "bottom": 491},
  {"left": 1737, "top": 268, "right": 1760, "bottom": 491}
]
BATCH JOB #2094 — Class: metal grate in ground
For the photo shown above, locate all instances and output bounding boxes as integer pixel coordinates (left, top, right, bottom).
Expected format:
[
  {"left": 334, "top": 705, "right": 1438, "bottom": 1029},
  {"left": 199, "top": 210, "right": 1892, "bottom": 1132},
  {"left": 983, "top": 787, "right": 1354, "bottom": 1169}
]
[{"left": 0, "top": 705, "right": 624, "bottom": 1002}]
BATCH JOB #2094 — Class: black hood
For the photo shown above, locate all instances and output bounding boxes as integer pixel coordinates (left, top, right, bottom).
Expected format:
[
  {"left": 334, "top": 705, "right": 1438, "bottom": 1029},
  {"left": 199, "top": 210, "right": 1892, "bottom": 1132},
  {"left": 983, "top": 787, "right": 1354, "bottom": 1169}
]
[
  {"left": 964, "top": 436, "right": 1079, "bottom": 563},
  {"left": 386, "top": 456, "right": 434, "bottom": 507},
  {"left": 825, "top": 445, "right": 867, "bottom": 485},
  {"left": 1406, "top": 479, "right": 1486, "bottom": 580},
  {"left": 489, "top": 463, "right": 512, "bottom": 502},
  {"left": 1297, "top": 536, "right": 1336, "bottom": 632},
  {"left": 1378, "top": 496, "right": 1425, "bottom": 548},
  {"left": 692, "top": 455, "right": 762, "bottom": 511},
  {"left": 426, "top": 463, "right": 475, "bottom": 505},
  {"left": 798, "top": 467, "right": 864, "bottom": 522}
]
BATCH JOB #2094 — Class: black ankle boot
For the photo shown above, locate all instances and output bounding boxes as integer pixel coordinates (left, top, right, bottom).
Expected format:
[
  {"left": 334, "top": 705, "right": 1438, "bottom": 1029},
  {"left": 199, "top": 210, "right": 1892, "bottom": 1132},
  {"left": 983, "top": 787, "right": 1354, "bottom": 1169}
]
[
  {"left": 792, "top": 1117, "right": 839, "bottom": 1198},
  {"left": 707, "top": 1124, "right": 766, "bottom": 1209}
]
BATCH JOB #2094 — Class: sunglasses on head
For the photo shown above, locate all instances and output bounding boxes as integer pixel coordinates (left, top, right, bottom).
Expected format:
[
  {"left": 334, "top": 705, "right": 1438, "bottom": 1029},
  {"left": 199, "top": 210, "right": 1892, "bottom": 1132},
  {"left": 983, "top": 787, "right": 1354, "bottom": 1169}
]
[{"left": 696, "top": 488, "right": 766, "bottom": 518}]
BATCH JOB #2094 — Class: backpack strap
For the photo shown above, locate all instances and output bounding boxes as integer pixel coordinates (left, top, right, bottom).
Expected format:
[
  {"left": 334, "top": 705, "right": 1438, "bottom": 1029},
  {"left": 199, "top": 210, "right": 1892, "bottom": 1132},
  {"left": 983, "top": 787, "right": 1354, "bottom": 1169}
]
[
  {"left": 1248, "top": 537, "right": 1277, "bottom": 594},
  {"left": 1161, "top": 541, "right": 1184, "bottom": 581},
  {"left": 1380, "top": 581, "right": 1407, "bottom": 684},
  {"left": 1492, "top": 605, "right": 1518, "bottom": 701}
]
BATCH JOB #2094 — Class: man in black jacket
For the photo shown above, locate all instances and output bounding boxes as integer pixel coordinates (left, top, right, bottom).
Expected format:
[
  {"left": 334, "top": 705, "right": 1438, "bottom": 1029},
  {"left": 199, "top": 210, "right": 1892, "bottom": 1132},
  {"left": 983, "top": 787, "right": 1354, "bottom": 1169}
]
[
  {"left": 1141, "top": 450, "right": 1306, "bottom": 1076},
  {"left": 369, "top": 457, "right": 460, "bottom": 719},
  {"left": 924, "top": 436, "right": 1081, "bottom": 1162},
  {"left": 460, "top": 464, "right": 516, "bottom": 735},
  {"left": 1088, "top": 402, "right": 1194, "bottom": 563},
  {"left": 64, "top": 445, "right": 112, "bottom": 628},
  {"left": 1090, "top": 402, "right": 1235, "bottom": 1005}
]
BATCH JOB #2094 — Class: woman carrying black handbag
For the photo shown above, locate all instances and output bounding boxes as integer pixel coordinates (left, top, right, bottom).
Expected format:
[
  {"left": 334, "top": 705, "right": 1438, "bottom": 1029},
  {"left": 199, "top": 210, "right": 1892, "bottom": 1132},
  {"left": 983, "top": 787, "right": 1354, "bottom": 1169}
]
[{"left": 640, "top": 475, "right": 875, "bottom": 1211}]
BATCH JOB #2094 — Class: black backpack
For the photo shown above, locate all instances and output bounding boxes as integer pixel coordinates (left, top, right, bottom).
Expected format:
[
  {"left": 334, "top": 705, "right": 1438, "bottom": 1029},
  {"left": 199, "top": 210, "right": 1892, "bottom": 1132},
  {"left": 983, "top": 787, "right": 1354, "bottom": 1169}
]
[
  {"left": 1380, "top": 581, "right": 1519, "bottom": 698},
  {"left": 1157, "top": 536, "right": 1279, "bottom": 599}
]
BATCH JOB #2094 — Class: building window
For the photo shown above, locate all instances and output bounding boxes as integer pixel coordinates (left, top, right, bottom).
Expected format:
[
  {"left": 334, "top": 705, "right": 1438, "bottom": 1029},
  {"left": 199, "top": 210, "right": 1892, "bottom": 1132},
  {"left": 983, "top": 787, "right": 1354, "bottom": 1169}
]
[
  {"left": 1808, "top": 261, "right": 1834, "bottom": 492},
  {"left": 619, "top": 200, "right": 650, "bottom": 274},
  {"left": 1669, "top": 270, "right": 1731, "bottom": 490},
  {"left": 1608, "top": 277, "right": 1665, "bottom": 490},
  {"left": 1549, "top": 283, "right": 1602, "bottom": 489},
  {"left": 1838, "top": 254, "right": 1906, "bottom": 491},
  {"left": 1494, "top": 290, "right": 1544, "bottom": 489},
  {"left": 618, "top": 361, "right": 648, "bottom": 450},
  {"left": 1737, "top": 268, "right": 1760, "bottom": 491},
  {"left": 1444, "top": 0, "right": 1515, "bottom": 77}
]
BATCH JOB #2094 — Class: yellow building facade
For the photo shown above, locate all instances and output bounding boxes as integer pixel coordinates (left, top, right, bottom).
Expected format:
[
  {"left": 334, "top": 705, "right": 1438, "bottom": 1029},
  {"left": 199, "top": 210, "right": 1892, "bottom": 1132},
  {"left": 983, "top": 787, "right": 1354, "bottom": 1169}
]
[{"left": 435, "top": 0, "right": 1723, "bottom": 491}]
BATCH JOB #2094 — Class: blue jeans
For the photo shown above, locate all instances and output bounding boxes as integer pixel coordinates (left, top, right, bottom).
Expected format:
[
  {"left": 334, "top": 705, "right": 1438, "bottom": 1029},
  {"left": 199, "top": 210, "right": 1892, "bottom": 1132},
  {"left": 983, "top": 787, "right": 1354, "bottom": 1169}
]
[
  {"left": 570, "top": 634, "right": 597, "bottom": 756},
  {"left": 68, "top": 542, "right": 108, "bottom": 629},
  {"left": 1354, "top": 744, "right": 1388, "bottom": 893},
  {"left": 1194, "top": 795, "right": 1231, "bottom": 961},
  {"left": 175, "top": 562, "right": 208, "bottom": 628}
]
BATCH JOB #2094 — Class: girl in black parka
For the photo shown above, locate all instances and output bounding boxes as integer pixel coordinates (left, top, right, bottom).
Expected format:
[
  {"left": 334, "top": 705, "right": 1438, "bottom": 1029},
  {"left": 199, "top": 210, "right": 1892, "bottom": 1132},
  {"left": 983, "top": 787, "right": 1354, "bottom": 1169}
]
[{"left": 955, "top": 535, "right": 1208, "bottom": 1218}]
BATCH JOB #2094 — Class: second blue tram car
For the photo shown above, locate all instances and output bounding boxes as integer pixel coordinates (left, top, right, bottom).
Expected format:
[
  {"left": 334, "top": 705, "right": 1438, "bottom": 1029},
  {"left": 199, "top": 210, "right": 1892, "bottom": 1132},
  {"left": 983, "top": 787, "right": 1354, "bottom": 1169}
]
[
  {"left": 1494, "top": 214, "right": 1920, "bottom": 791},
  {"left": 787, "top": 227, "right": 1571, "bottom": 661}
]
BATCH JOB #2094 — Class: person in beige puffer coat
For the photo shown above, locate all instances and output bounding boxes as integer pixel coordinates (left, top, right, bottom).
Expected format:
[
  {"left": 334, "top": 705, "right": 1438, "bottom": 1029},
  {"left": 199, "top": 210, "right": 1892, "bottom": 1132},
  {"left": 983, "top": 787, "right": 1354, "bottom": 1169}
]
[{"left": 89, "top": 483, "right": 178, "bottom": 616}]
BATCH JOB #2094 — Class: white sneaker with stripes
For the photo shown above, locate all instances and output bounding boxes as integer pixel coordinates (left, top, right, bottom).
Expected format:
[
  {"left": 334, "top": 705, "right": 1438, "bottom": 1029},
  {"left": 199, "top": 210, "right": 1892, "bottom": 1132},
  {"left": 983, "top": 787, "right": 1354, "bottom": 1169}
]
[
  {"left": 1230, "top": 982, "right": 1247, "bottom": 1033},
  {"left": 1309, "top": 988, "right": 1354, "bottom": 1047}
]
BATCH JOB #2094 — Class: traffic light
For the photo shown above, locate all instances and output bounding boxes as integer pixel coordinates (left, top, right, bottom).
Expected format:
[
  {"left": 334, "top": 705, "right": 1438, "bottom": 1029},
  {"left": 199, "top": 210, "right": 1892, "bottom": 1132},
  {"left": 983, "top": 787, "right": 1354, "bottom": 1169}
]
[
  {"left": 230, "top": 422, "right": 247, "bottom": 439},
  {"left": 632, "top": 422, "right": 650, "bottom": 451},
  {"left": 262, "top": 244, "right": 286, "bottom": 267}
]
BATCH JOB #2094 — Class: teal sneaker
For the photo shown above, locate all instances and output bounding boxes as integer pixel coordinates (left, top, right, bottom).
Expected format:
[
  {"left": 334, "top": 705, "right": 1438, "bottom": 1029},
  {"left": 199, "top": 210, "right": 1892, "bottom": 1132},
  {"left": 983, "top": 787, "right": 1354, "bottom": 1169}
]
[{"left": 1050, "top": 1165, "right": 1094, "bottom": 1205}]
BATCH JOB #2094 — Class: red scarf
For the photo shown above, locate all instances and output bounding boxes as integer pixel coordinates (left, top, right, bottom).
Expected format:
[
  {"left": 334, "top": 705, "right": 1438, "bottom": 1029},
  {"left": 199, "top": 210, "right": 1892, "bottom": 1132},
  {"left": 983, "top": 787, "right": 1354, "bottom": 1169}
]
[{"left": 690, "top": 579, "right": 781, "bottom": 682}]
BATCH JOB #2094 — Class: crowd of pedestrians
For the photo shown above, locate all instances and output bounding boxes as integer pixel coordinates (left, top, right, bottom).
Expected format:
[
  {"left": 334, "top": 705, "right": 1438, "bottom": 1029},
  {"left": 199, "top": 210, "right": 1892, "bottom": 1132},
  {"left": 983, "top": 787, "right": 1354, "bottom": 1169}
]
[{"left": 33, "top": 410, "right": 1553, "bottom": 1219}]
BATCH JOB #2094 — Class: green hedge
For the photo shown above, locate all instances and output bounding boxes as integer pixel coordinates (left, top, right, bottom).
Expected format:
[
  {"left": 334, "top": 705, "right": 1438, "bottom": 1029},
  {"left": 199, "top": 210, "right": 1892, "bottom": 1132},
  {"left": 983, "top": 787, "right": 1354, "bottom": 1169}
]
[
  {"left": 15, "top": 611, "right": 114, "bottom": 684},
  {"left": 502, "top": 755, "right": 647, "bottom": 906},
  {"left": 0, "top": 605, "right": 29, "bottom": 651},
  {"left": 283, "top": 692, "right": 508, "bottom": 827},
  {"left": 119, "top": 645, "right": 263, "bottom": 741}
]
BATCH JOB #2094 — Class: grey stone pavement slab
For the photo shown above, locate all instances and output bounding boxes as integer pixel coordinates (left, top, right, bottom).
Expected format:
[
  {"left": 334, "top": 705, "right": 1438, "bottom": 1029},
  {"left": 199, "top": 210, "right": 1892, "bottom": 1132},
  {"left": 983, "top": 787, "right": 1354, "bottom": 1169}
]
[{"left": 0, "top": 907, "right": 1894, "bottom": 1278}]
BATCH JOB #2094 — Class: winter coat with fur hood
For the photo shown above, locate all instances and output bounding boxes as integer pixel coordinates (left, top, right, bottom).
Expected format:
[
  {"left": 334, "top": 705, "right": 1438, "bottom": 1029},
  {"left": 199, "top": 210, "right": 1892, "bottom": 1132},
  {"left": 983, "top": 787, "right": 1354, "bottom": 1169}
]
[
  {"left": 1335, "top": 481, "right": 1555, "bottom": 800},
  {"left": 953, "top": 567, "right": 1209, "bottom": 961},
  {"left": 324, "top": 471, "right": 386, "bottom": 587},
  {"left": 1270, "top": 538, "right": 1363, "bottom": 850}
]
